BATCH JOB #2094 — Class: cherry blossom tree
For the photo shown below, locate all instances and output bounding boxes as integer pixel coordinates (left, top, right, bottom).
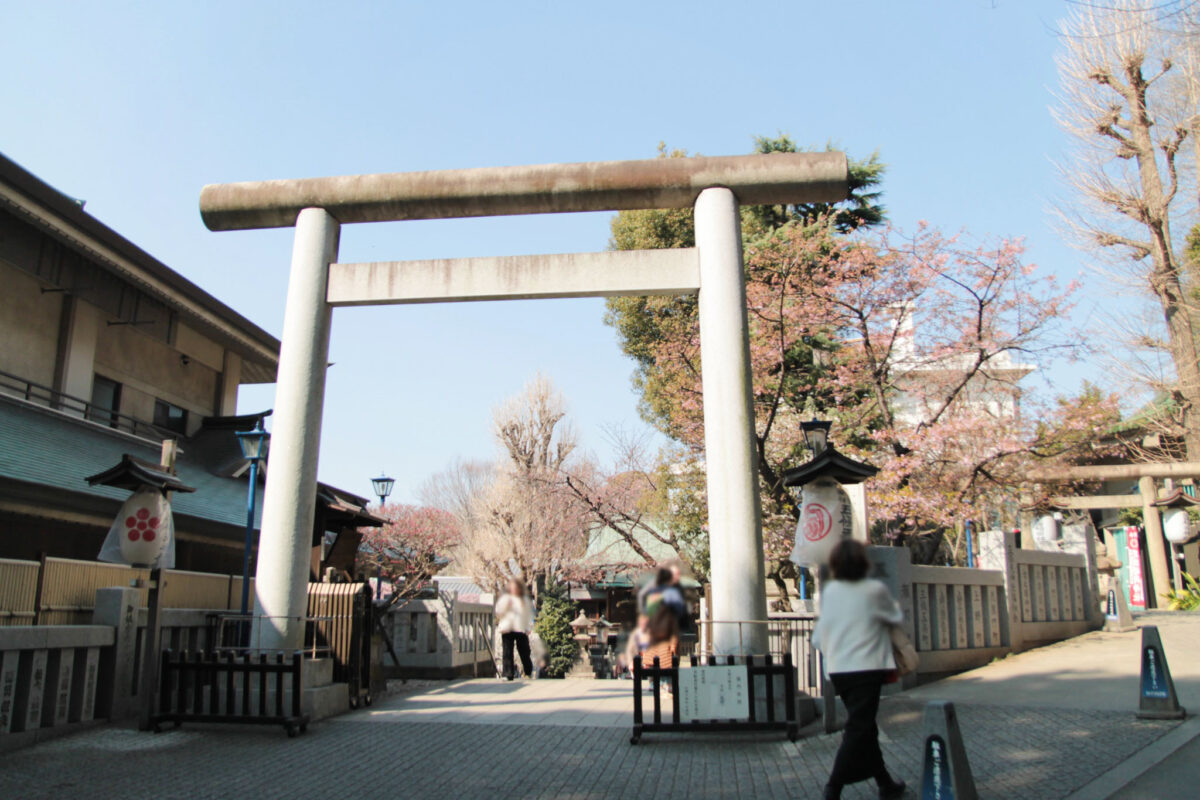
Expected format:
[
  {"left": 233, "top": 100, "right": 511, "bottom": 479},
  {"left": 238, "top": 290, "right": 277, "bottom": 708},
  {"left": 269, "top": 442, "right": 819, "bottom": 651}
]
[
  {"left": 562, "top": 429, "right": 708, "bottom": 578},
  {"left": 610, "top": 210, "right": 1117, "bottom": 581},
  {"left": 357, "top": 503, "right": 460, "bottom": 602}
]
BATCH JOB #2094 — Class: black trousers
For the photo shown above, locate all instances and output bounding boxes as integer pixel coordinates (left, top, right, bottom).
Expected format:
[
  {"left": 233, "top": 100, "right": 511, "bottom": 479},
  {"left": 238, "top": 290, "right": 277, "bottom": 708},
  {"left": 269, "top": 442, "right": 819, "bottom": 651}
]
[
  {"left": 501, "top": 631, "right": 533, "bottom": 679},
  {"left": 829, "top": 670, "right": 890, "bottom": 788}
]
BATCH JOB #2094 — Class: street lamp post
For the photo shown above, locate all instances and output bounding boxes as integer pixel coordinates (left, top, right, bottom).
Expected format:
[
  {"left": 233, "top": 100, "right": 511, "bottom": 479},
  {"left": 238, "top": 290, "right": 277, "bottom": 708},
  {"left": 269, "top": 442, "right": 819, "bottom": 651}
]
[
  {"left": 235, "top": 420, "right": 271, "bottom": 616},
  {"left": 800, "top": 417, "right": 832, "bottom": 456},
  {"left": 371, "top": 473, "right": 394, "bottom": 600}
]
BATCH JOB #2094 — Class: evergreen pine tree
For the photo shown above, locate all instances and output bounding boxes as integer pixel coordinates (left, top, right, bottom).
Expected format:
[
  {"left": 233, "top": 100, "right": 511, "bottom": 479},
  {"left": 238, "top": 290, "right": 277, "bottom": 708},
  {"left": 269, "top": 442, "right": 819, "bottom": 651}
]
[{"left": 533, "top": 581, "right": 578, "bottom": 678}]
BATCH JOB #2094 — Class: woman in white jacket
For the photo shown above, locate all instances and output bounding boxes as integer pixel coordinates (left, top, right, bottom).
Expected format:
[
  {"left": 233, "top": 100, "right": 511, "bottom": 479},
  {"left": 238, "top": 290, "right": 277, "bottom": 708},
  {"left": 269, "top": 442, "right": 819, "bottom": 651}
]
[
  {"left": 495, "top": 578, "right": 534, "bottom": 680},
  {"left": 811, "top": 540, "right": 907, "bottom": 800}
]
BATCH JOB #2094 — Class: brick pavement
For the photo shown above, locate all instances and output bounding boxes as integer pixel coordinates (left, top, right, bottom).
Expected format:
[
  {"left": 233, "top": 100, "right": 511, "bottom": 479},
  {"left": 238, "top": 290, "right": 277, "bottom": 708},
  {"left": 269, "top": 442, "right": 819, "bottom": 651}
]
[{"left": 0, "top": 684, "right": 1180, "bottom": 800}]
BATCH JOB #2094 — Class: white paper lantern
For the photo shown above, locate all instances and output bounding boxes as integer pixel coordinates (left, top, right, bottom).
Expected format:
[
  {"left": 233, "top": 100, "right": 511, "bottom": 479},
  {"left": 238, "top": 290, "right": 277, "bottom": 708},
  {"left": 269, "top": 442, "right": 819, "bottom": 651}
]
[
  {"left": 1031, "top": 514, "right": 1059, "bottom": 549},
  {"left": 1163, "top": 508, "right": 1191, "bottom": 544},
  {"left": 98, "top": 488, "right": 175, "bottom": 568},
  {"left": 789, "top": 477, "right": 853, "bottom": 568}
]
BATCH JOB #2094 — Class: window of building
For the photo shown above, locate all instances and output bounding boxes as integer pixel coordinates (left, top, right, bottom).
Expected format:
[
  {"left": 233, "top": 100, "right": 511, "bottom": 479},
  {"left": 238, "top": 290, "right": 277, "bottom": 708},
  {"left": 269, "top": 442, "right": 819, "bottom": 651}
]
[
  {"left": 153, "top": 399, "right": 188, "bottom": 434},
  {"left": 89, "top": 375, "right": 121, "bottom": 428}
]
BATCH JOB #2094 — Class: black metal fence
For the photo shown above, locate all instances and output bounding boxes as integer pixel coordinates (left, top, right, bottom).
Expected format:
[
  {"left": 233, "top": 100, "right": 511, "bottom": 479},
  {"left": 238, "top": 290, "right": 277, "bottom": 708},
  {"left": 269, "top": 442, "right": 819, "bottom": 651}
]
[
  {"left": 152, "top": 649, "right": 309, "bottom": 736},
  {"left": 630, "top": 653, "right": 799, "bottom": 744},
  {"left": 696, "top": 616, "right": 821, "bottom": 697}
]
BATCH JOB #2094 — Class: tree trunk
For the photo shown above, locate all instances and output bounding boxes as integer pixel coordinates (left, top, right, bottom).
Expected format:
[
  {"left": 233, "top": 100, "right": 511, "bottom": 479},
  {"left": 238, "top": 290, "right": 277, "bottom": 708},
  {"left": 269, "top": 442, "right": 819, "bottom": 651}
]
[{"left": 1124, "top": 58, "right": 1200, "bottom": 459}]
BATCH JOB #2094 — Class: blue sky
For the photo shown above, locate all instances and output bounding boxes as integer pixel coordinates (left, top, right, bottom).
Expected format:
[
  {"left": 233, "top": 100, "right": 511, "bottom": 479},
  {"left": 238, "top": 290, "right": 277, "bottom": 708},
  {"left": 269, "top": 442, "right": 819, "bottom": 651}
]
[{"left": 2, "top": 1, "right": 1113, "bottom": 502}]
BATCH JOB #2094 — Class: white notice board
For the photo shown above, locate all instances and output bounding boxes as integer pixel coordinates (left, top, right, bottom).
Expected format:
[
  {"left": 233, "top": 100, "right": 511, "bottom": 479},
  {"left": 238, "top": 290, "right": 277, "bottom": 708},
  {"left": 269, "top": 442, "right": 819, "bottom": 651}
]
[{"left": 678, "top": 665, "right": 750, "bottom": 722}]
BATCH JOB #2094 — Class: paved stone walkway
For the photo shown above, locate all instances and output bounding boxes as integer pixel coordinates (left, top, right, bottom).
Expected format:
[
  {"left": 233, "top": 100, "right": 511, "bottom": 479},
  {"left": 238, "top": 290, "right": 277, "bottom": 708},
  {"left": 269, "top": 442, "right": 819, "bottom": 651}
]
[
  {"left": 0, "top": 682, "right": 1180, "bottom": 799},
  {"left": 4, "top": 611, "right": 1197, "bottom": 799},
  {"left": 904, "top": 611, "right": 1200, "bottom": 713}
]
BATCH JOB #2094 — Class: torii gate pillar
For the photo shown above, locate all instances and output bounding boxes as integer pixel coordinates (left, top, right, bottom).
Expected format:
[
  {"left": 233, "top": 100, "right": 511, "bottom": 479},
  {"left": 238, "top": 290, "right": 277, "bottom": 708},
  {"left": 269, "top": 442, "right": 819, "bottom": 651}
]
[
  {"left": 201, "top": 153, "right": 849, "bottom": 652},
  {"left": 251, "top": 208, "right": 340, "bottom": 648},
  {"left": 695, "top": 188, "right": 768, "bottom": 652}
]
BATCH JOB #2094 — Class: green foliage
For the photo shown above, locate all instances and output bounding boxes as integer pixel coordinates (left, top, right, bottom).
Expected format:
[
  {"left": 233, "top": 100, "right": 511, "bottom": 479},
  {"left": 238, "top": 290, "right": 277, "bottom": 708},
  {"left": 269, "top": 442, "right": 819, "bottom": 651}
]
[
  {"left": 746, "top": 135, "right": 886, "bottom": 233},
  {"left": 648, "top": 454, "right": 710, "bottom": 581},
  {"left": 533, "top": 581, "right": 578, "bottom": 678},
  {"left": 1117, "top": 506, "right": 1144, "bottom": 527},
  {"left": 604, "top": 135, "right": 887, "bottom": 439},
  {"left": 603, "top": 136, "right": 886, "bottom": 579},
  {"left": 1164, "top": 572, "right": 1200, "bottom": 611}
]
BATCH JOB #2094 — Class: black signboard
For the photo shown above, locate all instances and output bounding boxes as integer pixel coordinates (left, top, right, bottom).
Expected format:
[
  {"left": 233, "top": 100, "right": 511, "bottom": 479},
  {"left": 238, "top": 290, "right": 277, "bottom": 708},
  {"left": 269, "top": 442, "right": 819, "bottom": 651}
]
[
  {"left": 922, "top": 734, "right": 953, "bottom": 799},
  {"left": 1141, "top": 646, "right": 1169, "bottom": 700}
]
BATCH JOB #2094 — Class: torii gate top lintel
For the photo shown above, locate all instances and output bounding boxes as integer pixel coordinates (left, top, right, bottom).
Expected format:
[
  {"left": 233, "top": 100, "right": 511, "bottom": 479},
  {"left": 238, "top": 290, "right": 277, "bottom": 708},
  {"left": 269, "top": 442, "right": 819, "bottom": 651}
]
[
  {"left": 199, "top": 152, "right": 849, "bottom": 231},
  {"left": 218, "top": 150, "right": 849, "bottom": 656}
]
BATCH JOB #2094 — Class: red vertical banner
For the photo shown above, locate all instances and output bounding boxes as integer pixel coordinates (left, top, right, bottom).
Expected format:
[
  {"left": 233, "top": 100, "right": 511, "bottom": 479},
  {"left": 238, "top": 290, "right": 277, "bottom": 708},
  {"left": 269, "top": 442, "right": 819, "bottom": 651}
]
[{"left": 1127, "top": 526, "right": 1145, "bottom": 608}]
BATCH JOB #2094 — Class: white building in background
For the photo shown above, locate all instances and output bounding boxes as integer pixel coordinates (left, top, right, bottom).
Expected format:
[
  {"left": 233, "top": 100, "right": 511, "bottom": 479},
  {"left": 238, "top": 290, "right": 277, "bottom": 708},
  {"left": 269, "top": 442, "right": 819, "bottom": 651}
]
[{"left": 886, "top": 306, "right": 1036, "bottom": 427}]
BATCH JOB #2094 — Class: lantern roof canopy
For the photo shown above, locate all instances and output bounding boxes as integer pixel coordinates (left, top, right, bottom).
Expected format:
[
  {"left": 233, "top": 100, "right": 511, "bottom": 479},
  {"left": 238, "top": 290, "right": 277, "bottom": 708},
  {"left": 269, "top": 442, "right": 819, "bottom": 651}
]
[
  {"left": 781, "top": 446, "right": 879, "bottom": 487},
  {"left": 85, "top": 454, "right": 197, "bottom": 493},
  {"left": 1152, "top": 488, "right": 1200, "bottom": 509}
]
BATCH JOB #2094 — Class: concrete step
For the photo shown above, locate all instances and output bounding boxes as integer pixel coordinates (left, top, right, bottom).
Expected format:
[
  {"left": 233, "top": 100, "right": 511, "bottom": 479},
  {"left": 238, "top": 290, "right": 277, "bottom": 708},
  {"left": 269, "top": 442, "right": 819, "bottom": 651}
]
[
  {"left": 303, "top": 657, "right": 334, "bottom": 690},
  {"left": 303, "top": 683, "right": 349, "bottom": 721}
]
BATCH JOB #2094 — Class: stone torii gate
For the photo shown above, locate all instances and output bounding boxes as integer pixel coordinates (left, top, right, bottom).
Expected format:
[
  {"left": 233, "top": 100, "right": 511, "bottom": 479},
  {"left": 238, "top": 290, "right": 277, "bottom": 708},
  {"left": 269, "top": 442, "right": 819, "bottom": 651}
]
[{"left": 200, "top": 153, "right": 850, "bottom": 654}]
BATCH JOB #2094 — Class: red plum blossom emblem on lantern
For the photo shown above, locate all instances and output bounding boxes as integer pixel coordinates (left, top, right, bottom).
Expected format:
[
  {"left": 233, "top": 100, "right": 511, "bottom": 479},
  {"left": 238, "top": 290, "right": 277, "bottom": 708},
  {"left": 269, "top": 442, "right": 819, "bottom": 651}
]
[
  {"left": 803, "top": 502, "right": 832, "bottom": 541},
  {"left": 108, "top": 489, "right": 172, "bottom": 567},
  {"left": 126, "top": 507, "right": 160, "bottom": 542}
]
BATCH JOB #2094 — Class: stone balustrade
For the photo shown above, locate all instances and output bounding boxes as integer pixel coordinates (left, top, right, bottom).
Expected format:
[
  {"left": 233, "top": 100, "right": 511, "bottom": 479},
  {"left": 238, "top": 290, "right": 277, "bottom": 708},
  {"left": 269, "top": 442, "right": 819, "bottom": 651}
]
[
  {"left": 1, "top": 586, "right": 223, "bottom": 751},
  {"left": 869, "top": 528, "right": 1102, "bottom": 685}
]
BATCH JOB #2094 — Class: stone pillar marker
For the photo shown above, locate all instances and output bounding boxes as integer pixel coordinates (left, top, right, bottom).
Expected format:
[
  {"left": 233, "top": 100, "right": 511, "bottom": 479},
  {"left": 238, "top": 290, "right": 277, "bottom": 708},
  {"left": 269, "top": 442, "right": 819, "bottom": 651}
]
[
  {"left": 254, "top": 208, "right": 340, "bottom": 650},
  {"left": 869, "top": 545, "right": 917, "bottom": 691},
  {"left": 979, "top": 529, "right": 1023, "bottom": 652},
  {"left": 92, "top": 586, "right": 140, "bottom": 719},
  {"left": 695, "top": 187, "right": 768, "bottom": 655}
]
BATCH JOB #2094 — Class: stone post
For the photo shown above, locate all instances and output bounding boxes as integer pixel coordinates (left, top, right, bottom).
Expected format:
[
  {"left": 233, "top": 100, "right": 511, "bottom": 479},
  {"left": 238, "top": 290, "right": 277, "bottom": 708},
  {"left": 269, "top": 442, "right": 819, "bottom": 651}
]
[
  {"left": 845, "top": 483, "right": 870, "bottom": 542},
  {"left": 1018, "top": 490, "right": 1036, "bottom": 550},
  {"left": 978, "top": 530, "right": 1023, "bottom": 652},
  {"left": 694, "top": 187, "right": 768, "bottom": 655},
  {"left": 1138, "top": 476, "right": 1173, "bottom": 606},
  {"left": 254, "top": 208, "right": 340, "bottom": 650},
  {"left": 869, "top": 546, "right": 917, "bottom": 690},
  {"left": 92, "top": 586, "right": 140, "bottom": 719},
  {"left": 1062, "top": 522, "right": 1103, "bottom": 627}
]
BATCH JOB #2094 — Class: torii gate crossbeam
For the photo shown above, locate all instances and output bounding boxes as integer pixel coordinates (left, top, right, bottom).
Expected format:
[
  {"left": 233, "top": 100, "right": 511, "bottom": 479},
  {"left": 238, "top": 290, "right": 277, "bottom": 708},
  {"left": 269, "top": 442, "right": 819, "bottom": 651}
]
[{"left": 199, "top": 153, "right": 850, "bottom": 654}]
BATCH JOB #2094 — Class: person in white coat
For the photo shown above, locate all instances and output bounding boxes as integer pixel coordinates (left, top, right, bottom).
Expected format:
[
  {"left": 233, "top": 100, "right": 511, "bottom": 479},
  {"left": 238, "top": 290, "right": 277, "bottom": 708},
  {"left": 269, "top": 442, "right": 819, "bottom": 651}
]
[
  {"left": 495, "top": 578, "right": 534, "bottom": 680},
  {"left": 811, "top": 540, "right": 907, "bottom": 800}
]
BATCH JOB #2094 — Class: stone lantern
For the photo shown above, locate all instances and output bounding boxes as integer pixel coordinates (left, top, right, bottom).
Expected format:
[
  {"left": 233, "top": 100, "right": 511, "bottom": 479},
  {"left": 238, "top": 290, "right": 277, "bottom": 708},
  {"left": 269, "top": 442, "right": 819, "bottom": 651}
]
[
  {"left": 1153, "top": 487, "right": 1200, "bottom": 593},
  {"left": 567, "top": 612, "right": 595, "bottom": 678}
]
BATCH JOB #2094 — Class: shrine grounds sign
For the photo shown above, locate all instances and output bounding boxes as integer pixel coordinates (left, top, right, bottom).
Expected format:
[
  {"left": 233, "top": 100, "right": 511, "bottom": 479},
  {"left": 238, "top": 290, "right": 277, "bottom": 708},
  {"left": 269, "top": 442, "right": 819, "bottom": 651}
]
[
  {"left": 630, "top": 653, "right": 799, "bottom": 744},
  {"left": 678, "top": 664, "right": 749, "bottom": 723}
]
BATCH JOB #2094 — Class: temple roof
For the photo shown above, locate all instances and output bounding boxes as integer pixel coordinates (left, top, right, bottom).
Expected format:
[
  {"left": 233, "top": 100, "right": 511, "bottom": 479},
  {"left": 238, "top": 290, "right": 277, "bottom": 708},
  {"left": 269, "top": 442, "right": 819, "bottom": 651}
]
[
  {"left": 317, "top": 483, "right": 386, "bottom": 528},
  {"left": 1152, "top": 487, "right": 1200, "bottom": 508},
  {"left": 781, "top": 446, "right": 879, "bottom": 487},
  {"left": 85, "top": 455, "right": 197, "bottom": 493},
  {"left": 0, "top": 394, "right": 378, "bottom": 535}
]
